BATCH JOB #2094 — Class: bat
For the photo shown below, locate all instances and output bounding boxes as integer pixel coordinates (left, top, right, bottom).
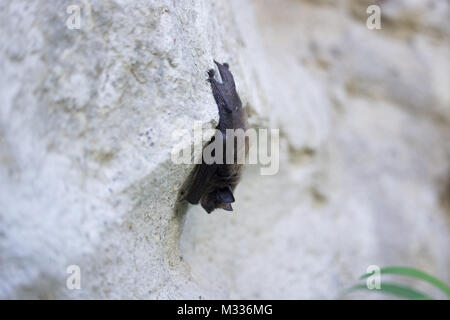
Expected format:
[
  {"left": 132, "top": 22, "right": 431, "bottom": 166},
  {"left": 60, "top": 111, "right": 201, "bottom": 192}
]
[{"left": 185, "top": 61, "right": 248, "bottom": 213}]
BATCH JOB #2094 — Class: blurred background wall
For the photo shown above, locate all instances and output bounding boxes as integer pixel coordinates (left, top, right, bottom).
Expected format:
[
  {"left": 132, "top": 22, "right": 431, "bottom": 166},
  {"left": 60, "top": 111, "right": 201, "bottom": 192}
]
[{"left": 0, "top": 0, "right": 449, "bottom": 299}]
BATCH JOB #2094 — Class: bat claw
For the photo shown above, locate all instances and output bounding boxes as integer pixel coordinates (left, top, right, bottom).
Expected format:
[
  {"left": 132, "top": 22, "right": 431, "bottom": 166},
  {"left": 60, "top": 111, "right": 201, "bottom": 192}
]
[
  {"left": 206, "top": 69, "right": 217, "bottom": 84},
  {"left": 213, "top": 60, "right": 235, "bottom": 87},
  {"left": 207, "top": 69, "right": 215, "bottom": 78},
  {"left": 214, "top": 60, "right": 229, "bottom": 70}
]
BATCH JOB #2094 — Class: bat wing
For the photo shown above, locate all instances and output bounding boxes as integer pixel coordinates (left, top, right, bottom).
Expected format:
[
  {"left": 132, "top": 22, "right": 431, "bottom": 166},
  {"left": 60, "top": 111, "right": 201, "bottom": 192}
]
[{"left": 185, "top": 162, "right": 218, "bottom": 204}]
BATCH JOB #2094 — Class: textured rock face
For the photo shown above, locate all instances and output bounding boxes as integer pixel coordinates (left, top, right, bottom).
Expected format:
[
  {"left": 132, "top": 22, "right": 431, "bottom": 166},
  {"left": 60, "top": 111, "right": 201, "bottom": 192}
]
[{"left": 0, "top": 0, "right": 448, "bottom": 299}]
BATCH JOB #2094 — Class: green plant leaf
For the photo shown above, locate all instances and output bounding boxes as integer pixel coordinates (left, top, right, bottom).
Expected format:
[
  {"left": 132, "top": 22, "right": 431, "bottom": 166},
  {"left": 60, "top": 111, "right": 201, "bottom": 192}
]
[
  {"left": 346, "top": 283, "right": 433, "bottom": 300},
  {"left": 360, "top": 266, "right": 450, "bottom": 298}
]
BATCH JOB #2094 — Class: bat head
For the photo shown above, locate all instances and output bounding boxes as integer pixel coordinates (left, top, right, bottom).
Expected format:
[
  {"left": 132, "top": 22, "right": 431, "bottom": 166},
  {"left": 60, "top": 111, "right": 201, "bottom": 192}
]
[{"left": 201, "top": 185, "right": 235, "bottom": 213}]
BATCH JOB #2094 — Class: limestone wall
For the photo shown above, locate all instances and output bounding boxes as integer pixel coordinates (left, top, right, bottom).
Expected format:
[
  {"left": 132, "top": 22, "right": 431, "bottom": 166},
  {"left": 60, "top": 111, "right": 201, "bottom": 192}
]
[{"left": 0, "top": 0, "right": 448, "bottom": 299}]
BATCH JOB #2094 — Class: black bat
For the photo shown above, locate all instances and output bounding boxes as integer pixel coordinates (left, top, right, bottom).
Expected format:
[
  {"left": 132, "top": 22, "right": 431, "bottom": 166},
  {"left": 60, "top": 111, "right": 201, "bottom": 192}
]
[{"left": 185, "top": 61, "right": 248, "bottom": 213}]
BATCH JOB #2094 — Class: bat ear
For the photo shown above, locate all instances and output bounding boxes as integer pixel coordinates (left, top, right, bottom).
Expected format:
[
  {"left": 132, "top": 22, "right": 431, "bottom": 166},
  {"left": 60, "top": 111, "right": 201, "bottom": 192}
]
[
  {"left": 216, "top": 186, "right": 235, "bottom": 204},
  {"left": 223, "top": 203, "right": 233, "bottom": 211}
]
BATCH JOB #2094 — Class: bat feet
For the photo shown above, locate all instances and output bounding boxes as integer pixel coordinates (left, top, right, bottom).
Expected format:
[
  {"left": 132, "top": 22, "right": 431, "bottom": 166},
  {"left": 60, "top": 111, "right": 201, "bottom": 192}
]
[{"left": 206, "top": 69, "right": 216, "bottom": 82}]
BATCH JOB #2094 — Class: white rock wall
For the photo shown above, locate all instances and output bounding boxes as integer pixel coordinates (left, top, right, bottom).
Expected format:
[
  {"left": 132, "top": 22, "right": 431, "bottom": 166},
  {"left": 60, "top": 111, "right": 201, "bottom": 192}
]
[{"left": 0, "top": 0, "right": 449, "bottom": 299}]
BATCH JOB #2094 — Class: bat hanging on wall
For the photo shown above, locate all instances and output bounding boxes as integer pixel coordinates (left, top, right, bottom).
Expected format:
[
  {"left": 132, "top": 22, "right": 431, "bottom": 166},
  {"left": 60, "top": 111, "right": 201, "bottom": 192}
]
[{"left": 185, "top": 61, "right": 248, "bottom": 213}]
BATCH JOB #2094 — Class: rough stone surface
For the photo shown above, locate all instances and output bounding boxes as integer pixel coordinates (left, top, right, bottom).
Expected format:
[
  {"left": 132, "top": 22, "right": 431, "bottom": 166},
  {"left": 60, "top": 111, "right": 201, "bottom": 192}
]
[{"left": 0, "top": 0, "right": 449, "bottom": 299}]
